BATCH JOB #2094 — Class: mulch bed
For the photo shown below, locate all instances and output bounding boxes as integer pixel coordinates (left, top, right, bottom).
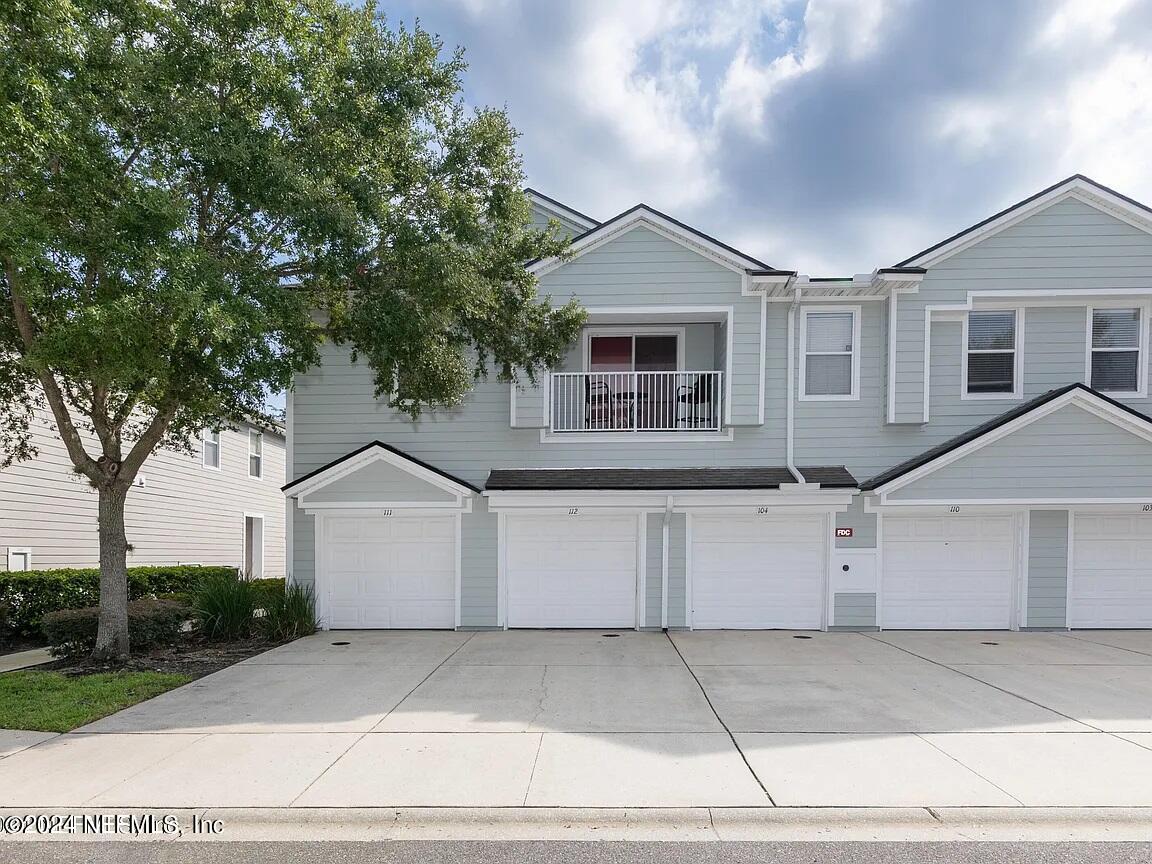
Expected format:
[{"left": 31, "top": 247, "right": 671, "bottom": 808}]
[{"left": 41, "top": 637, "right": 294, "bottom": 680}]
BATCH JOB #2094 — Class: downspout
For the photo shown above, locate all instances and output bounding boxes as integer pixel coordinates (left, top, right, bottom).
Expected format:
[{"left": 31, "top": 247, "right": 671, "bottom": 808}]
[
  {"left": 660, "top": 495, "right": 672, "bottom": 629},
  {"left": 786, "top": 285, "right": 806, "bottom": 484}
]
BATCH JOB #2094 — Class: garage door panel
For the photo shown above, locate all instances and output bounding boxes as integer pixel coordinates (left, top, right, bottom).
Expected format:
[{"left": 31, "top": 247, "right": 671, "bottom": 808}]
[
  {"left": 322, "top": 515, "right": 457, "bottom": 629},
  {"left": 690, "top": 515, "right": 826, "bottom": 630},
  {"left": 505, "top": 515, "right": 639, "bottom": 628},
  {"left": 1070, "top": 515, "right": 1152, "bottom": 628},
  {"left": 881, "top": 515, "right": 1017, "bottom": 630}
]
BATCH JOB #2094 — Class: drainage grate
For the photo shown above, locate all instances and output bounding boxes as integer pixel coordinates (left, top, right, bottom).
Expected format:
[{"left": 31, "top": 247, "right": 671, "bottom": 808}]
[
  {"left": 601, "top": 633, "right": 621, "bottom": 638},
  {"left": 981, "top": 641, "right": 999, "bottom": 646},
  {"left": 331, "top": 641, "right": 351, "bottom": 646},
  {"left": 792, "top": 635, "right": 813, "bottom": 640}
]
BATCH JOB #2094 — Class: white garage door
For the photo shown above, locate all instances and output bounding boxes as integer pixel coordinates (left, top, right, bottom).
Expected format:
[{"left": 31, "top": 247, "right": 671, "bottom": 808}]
[
  {"left": 505, "top": 514, "right": 638, "bottom": 628},
  {"left": 690, "top": 515, "right": 826, "bottom": 629},
  {"left": 323, "top": 515, "right": 456, "bottom": 629},
  {"left": 882, "top": 515, "right": 1017, "bottom": 629},
  {"left": 1070, "top": 514, "right": 1152, "bottom": 628}
]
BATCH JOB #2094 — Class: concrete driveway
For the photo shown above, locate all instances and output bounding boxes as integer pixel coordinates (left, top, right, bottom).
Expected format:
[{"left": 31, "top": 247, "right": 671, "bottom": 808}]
[{"left": 2, "top": 629, "right": 1152, "bottom": 808}]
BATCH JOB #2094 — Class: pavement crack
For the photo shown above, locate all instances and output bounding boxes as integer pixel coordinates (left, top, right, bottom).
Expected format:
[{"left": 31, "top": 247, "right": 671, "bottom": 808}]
[
  {"left": 522, "top": 733, "right": 545, "bottom": 806},
  {"left": 665, "top": 632, "right": 776, "bottom": 806},
  {"left": 859, "top": 632, "right": 1100, "bottom": 731},
  {"left": 914, "top": 732, "right": 1025, "bottom": 806}
]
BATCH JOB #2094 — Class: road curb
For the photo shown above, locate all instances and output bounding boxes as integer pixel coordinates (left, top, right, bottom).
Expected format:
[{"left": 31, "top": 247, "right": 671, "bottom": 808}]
[{"left": 2, "top": 807, "right": 1152, "bottom": 842}]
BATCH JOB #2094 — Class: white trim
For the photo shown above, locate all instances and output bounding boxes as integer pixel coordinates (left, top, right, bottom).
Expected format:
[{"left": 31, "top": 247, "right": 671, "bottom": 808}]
[
  {"left": 900, "top": 182, "right": 1152, "bottom": 269},
  {"left": 1065, "top": 511, "right": 1076, "bottom": 631},
  {"left": 961, "top": 308, "right": 1024, "bottom": 401},
  {"left": 581, "top": 325, "right": 687, "bottom": 372},
  {"left": 242, "top": 513, "right": 265, "bottom": 578},
  {"left": 869, "top": 386, "right": 1152, "bottom": 498},
  {"left": 286, "top": 443, "right": 476, "bottom": 502},
  {"left": 640, "top": 513, "right": 652, "bottom": 629},
  {"left": 248, "top": 430, "right": 264, "bottom": 479},
  {"left": 483, "top": 488, "right": 857, "bottom": 512},
  {"left": 799, "top": 305, "right": 861, "bottom": 401},
  {"left": 526, "top": 190, "right": 598, "bottom": 232},
  {"left": 285, "top": 390, "right": 294, "bottom": 585},
  {"left": 661, "top": 499, "right": 672, "bottom": 629},
  {"left": 315, "top": 515, "right": 326, "bottom": 628},
  {"left": 528, "top": 208, "right": 768, "bottom": 277},
  {"left": 684, "top": 513, "right": 694, "bottom": 630},
  {"left": 1085, "top": 304, "right": 1149, "bottom": 398},
  {"left": 201, "top": 429, "right": 221, "bottom": 470},
  {"left": 5, "top": 547, "right": 32, "bottom": 572},
  {"left": 300, "top": 500, "right": 473, "bottom": 513},
  {"left": 1016, "top": 509, "right": 1030, "bottom": 631},
  {"left": 757, "top": 292, "right": 767, "bottom": 424},
  {"left": 724, "top": 311, "right": 734, "bottom": 425},
  {"left": 880, "top": 497, "right": 1152, "bottom": 507},
  {"left": 454, "top": 512, "right": 463, "bottom": 629},
  {"left": 874, "top": 511, "right": 885, "bottom": 630},
  {"left": 886, "top": 291, "right": 898, "bottom": 423},
  {"left": 497, "top": 511, "right": 508, "bottom": 629},
  {"left": 540, "top": 428, "right": 734, "bottom": 444}
]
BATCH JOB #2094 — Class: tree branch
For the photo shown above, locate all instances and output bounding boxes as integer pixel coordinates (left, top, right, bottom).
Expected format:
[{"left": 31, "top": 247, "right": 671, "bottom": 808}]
[
  {"left": 120, "top": 400, "right": 179, "bottom": 482},
  {"left": 3, "top": 257, "right": 102, "bottom": 482}
]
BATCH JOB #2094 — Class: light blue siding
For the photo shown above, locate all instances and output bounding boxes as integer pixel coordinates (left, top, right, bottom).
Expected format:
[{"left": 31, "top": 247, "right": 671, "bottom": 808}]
[
  {"left": 460, "top": 500, "right": 498, "bottom": 628},
  {"left": 887, "top": 404, "right": 1152, "bottom": 500},
  {"left": 891, "top": 198, "right": 1152, "bottom": 422},
  {"left": 833, "top": 592, "right": 877, "bottom": 628},
  {"left": 291, "top": 192, "right": 1152, "bottom": 624},
  {"left": 305, "top": 459, "right": 457, "bottom": 504},
  {"left": 1027, "top": 510, "right": 1069, "bottom": 628},
  {"left": 645, "top": 513, "right": 663, "bottom": 628},
  {"left": 835, "top": 495, "right": 877, "bottom": 549},
  {"left": 667, "top": 513, "right": 687, "bottom": 627}
]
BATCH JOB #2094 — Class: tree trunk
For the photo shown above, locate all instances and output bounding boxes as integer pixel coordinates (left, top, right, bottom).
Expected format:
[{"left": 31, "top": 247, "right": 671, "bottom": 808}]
[{"left": 93, "top": 483, "right": 131, "bottom": 660}]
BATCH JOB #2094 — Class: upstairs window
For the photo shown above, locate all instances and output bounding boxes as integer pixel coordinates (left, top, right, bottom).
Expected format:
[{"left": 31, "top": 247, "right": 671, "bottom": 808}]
[
  {"left": 801, "top": 308, "right": 859, "bottom": 399},
  {"left": 965, "top": 310, "right": 1019, "bottom": 397},
  {"left": 202, "top": 429, "right": 220, "bottom": 469},
  {"left": 249, "top": 431, "right": 263, "bottom": 479},
  {"left": 1090, "top": 307, "right": 1143, "bottom": 394}
]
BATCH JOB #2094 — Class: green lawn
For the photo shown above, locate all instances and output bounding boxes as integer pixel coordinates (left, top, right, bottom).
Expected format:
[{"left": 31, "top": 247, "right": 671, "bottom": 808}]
[{"left": 0, "top": 670, "right": 193, "bottom": 733}]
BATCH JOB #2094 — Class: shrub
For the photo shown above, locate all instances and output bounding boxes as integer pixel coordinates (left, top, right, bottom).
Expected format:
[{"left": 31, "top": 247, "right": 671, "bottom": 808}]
[
  {"left": 0, "top": 566, "right": 237, "bottom": 637},
  {"left": 42, "top": 599, "right": 192, "bottom": 658},
  {"left": 249, "top": 577, "right": 286, "bottom": 599},
  {"left": 258, "top": 583, "right": 318, "bottom": 641},
  {"left": 193, "top": 573, "right": 258, "bottom": 641}
]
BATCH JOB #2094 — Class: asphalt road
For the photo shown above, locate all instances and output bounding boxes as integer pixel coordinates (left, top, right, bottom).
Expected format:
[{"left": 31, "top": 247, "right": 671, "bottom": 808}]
[{"left": 5, "top": 842, "right": 1152, "bottom": 864}]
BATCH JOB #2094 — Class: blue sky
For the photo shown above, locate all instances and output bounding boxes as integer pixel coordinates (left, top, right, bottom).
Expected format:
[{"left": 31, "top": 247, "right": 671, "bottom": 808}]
[{"left": 382, "top": 0, "right": 1152, "bottom": 275}]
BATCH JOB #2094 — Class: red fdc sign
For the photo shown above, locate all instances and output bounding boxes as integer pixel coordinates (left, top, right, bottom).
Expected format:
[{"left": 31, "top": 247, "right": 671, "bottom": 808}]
[{"left": 835, "top": 528, "right": 853, "bottom": 538}]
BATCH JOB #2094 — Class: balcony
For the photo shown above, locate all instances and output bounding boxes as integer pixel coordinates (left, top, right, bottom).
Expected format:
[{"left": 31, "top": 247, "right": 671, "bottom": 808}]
[{"left": 549, "top": 371, "right": 724, "bottom": 433}]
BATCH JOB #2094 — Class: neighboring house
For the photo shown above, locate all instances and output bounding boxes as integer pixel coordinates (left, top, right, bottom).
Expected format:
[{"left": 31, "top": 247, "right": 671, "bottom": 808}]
[
  {"left": 1, "top": 413, "right": 286, "bottom": 577},
  {"left": 285, "top": 177, "right": 1152, "bottom": 632}
]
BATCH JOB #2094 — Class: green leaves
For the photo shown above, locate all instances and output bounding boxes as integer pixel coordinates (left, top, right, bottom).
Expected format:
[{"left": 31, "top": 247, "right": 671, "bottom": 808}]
[{"left": 0, "top": 0, "right": 582, "bottom": 466}]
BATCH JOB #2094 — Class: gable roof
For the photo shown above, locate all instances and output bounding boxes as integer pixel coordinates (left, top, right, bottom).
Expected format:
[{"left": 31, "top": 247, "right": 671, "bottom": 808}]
[
  {"left": 525, "top": 188, "right": 600, "bottom": 232},
  {"left": 485, "top": 466, "right": 856, "bottom": 491},
  {"left": 282, "top": 441, "right": 480, "bottom": 497},
  {"left": 861, "top": 384, "right": 1152, "bottom": 493},
  {"left": 894, "top": 175, "right": 1152, "bottom": 269},
  {"left": 526, "top": 203, "right": 774, "bottom": 276}
]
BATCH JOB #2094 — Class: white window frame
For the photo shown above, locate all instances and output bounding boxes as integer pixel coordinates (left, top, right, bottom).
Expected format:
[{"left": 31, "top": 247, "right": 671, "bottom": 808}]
[
  {"left": 962, "top": 307, "right": 1024, "bottom": 401},
  {"left": 248, "top": 430, "right": 263, "bottom": 479},
  {"left": 581, "top": 326, "right": 687, "bottom": 372},
  {"left": 799, "top": 305, "right": 861, "bottom": 401},
  {"left": 6, "top": 547, "right": 32, "bottom": 571},
  {"left": 202, "top": 429, "right": 221, "bottom": 470},
  {"left": 1085, "top": 304, "right": 1148, "bottom": 397}
]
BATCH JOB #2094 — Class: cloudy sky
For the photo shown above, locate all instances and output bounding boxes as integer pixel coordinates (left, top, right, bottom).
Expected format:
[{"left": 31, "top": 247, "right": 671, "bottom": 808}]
[{"left": 385, "top": 0, "right": 1152, "bottom": 275}]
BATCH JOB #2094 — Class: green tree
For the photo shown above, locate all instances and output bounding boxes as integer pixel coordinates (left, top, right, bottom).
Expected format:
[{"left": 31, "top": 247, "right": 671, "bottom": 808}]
[{"left": 0, "top": 0, "right": 582, "bottom": 659}]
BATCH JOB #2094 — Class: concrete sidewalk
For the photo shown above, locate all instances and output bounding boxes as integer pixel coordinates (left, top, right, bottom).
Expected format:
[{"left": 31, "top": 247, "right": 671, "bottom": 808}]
[{"left": 1, "top": 629, "right": 1151, "bottom": 810}]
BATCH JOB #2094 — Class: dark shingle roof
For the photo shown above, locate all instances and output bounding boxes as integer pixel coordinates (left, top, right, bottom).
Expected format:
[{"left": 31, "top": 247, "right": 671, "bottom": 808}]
[{"left": 485, "top": 466, "right": 855, "bottom": 491}]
